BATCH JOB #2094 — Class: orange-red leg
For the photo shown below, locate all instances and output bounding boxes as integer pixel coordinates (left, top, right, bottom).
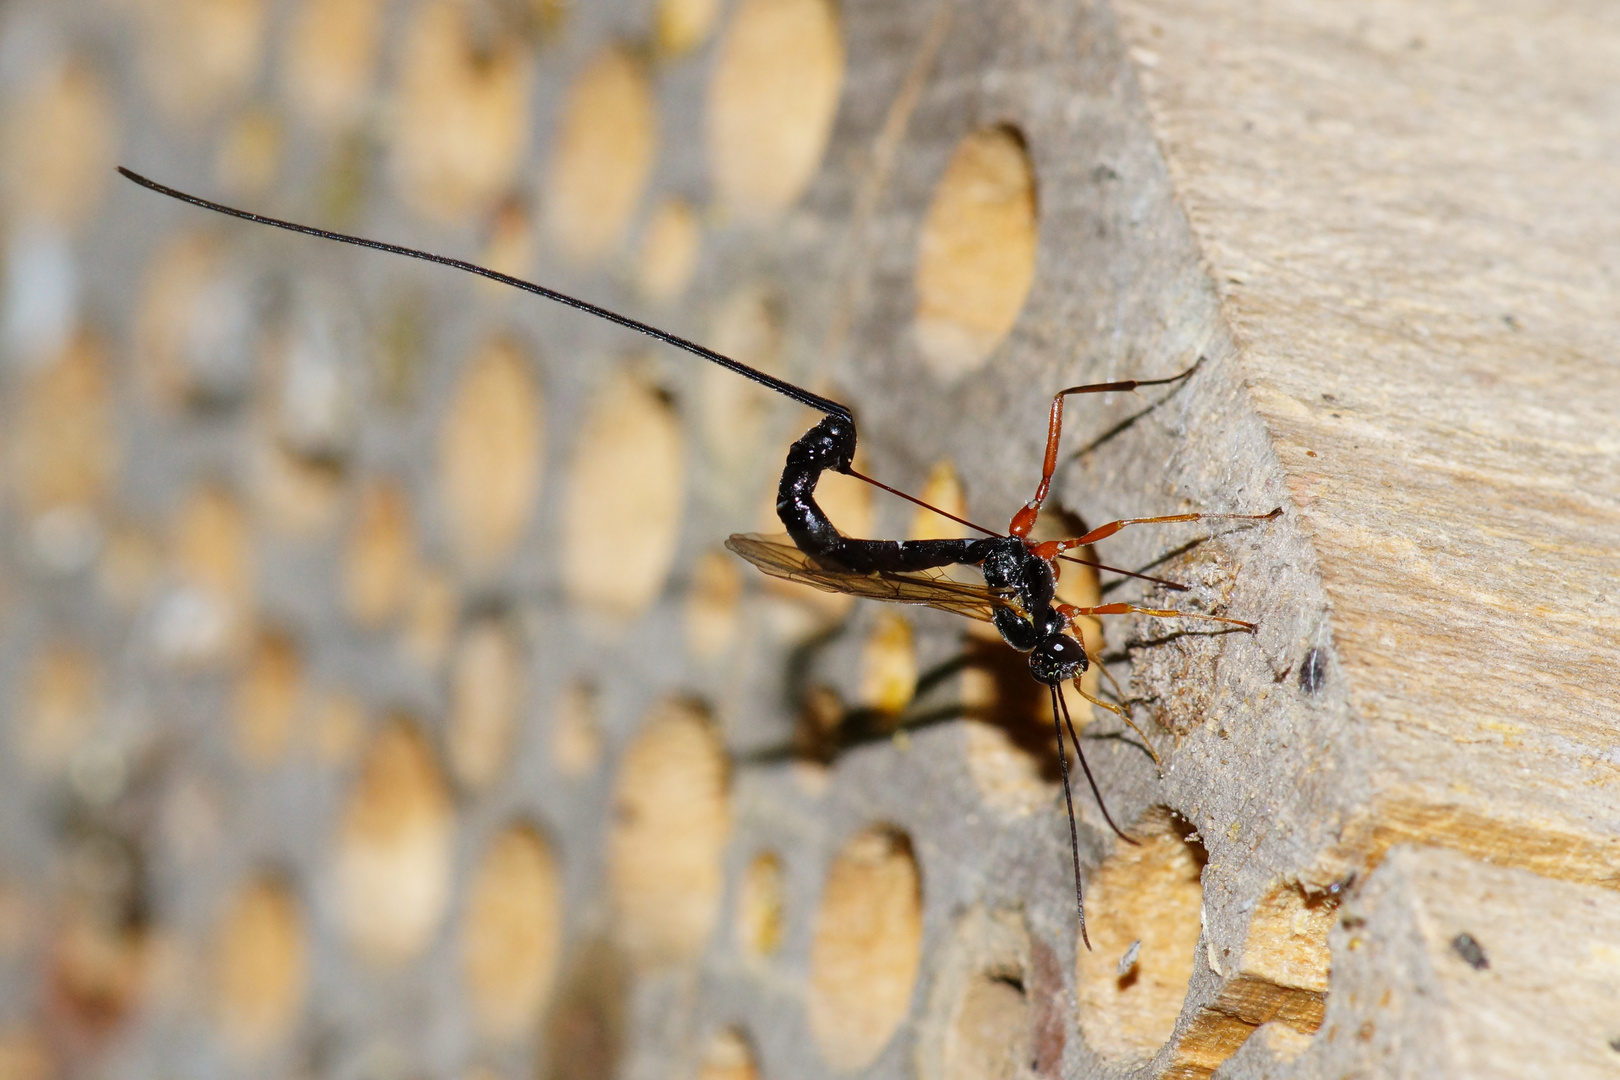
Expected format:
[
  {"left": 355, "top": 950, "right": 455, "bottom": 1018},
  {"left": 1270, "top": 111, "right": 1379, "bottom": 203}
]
[{"left": 1008, "top": 366, "right": 1200, "bottom": 538}]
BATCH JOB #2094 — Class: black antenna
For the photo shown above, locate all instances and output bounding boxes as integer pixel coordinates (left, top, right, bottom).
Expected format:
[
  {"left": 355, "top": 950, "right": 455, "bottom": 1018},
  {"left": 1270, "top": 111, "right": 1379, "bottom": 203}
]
[{"left": 117, "top": 167, "right": 853, "bottom": 421}]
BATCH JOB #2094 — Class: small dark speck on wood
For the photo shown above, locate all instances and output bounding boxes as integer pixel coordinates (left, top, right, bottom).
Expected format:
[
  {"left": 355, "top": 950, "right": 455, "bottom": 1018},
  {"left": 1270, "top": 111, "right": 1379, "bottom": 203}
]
[
  {"left": 1299, "top": 647, "right": 1328, "bottom": 693},
  {"left": 1451, "top": 932, "right": 1489, "bottom": 970}
]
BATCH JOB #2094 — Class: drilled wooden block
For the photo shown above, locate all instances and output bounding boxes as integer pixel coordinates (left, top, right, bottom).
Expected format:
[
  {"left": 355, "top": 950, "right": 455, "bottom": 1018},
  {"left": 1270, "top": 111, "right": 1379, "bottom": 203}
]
[{"left": 0, "top": 0, "right": 1613, "bottom": 1079}]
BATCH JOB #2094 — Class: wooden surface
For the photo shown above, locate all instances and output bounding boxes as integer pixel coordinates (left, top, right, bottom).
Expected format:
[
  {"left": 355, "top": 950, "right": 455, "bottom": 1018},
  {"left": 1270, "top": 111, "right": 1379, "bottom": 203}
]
[{"left": 0, "top": 1, "right": 1614, "bottom": 1079}]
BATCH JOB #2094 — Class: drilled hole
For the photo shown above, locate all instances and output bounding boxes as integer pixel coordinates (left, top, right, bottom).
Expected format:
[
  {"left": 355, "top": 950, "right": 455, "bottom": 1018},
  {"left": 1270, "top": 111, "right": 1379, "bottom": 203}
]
[
  {"left": 914, "top": 126, "right": 1038, "bottom": 381},
  {"left": 281, "top": 0, "right": 385, "bottom": 131},
  {"left": 707, "top": 0, "right": 845, "bottom": 218},
  {"left": 636, "top": 198, "right": 703, "bottom": 304},
  {"left": 544, "top": 46, "right": 657, "bottom": 264},
  {"left": 737, "top": 851, "right": 786, "bottom": 959},
  {"left": 156, "top": 485, "right": 253, "bottom": 665},
  {"left": 807, "top": 826, "right": 923, "bottom": 1070},
  {"left": 437, "top": 338, "right": 544, "bottom": 572},
  {"left": 860, "top": 612, "right": 917, "bottom": 717},
  {"left": 697, "top": 1027, "right": 759, "bottom": 1080},
  {"left": 608, "top": 700, "right": 730, "bottom": 967},
  {"left": 686, "top": 547, "right": 744, "bottom": 661},
  {"left": 562, "top": 371, "right": 685, "bottom": 619},
  {"left": 214, "top": 106, "right": 283, "bottom": 198},
  {"left": 551, "top": 680, "right": 604, "bottom": 777},
  {"left": 462, "top": 823, "right": 563, "bottom": 1040},
  {"left": 543, "top": 939, "right": 628, "bottom": 1080},
  {"left": 0, "top": 56, "right": 116, "bottom": 227},
  {"left": 343, "top": 479, "right": 416, "bottom": 628},
  {"left": 392, "top": 0, "right": 533, "bottom": 222},
  {"left": 21, "top": 643, "right": 99, "bottom": 773},
  {"left": 907, "top": 460, "right": 971, "bottom": 542},
  {"left": 657, "top": 0, "right": 721, "bottom": 56},
  {"left": 136, "top": 233, "right": 258, "bottom": 410},
  {"left": 337, "top": 718, "right": 455, "bottom": 964},
  {"left": 135, "top": 0, "right": 268, "bottom": 125},
  {"left": 213, "top": 875, "right": 307, "bottom": 1056},
  {"left": 1075, "top": 810, "right": 1206, "bottom": 1064},
  {"left": 232, "top": 629, "right": 305, "bottom": 765},
  {"left": 919, "top": 907, "right": 1047, "bottom": 1080},
  {"left": 448, "top": 614, "right": 524, "bottom": 790},
  {"left": 699, "top": 285, "right": 783, "bottom": 470}
]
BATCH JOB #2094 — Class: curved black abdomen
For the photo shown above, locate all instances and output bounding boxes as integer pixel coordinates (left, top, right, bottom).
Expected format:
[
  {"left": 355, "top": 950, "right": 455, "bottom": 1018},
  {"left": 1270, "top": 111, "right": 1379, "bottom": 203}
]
[{"left": 777, "top": 414, "right": 993, "bottom": 573}]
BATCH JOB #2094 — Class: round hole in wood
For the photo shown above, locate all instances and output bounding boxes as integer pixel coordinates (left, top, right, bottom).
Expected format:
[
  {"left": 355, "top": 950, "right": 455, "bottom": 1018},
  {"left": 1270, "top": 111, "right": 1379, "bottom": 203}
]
[
  {"left": 636, "top": 198, "right": 702, "bottom": 304},
  {"left": 685, "top": 547, "right": 743, "bottom": 661},
  {"left": 807, "top": 826, "right": 923, "bottom": 1070},
  {"left": 907, "top": 460, "right": 971, "bottom": 542},
  {"left": 860, "top": 612, "right": 917, "bottom": 717},
  {"left": 1074, "top": 809, "right": 1205, "bottom": 1064},
  {"left": 404, "top": 566, "right": 458, "bottom": 670},
  {"left": 392, "top": 0, "right": 533, "bottom": 223},
  {"left": 544, "top": 46, "right": 657, "bottom": 264},
  {"left": 0, "top": 56, "right": 117, "bottom": 227},
  {"left": 213, "top": 875, "right": 308, "bottom": 1056},
  {"left": 448, "top": 614, "right": 524, "bottom": 791},
  {"left": 156, "top": 485, "right": 254, "bottom": 665},
  {"left": 707, "top": 0, "right": 845, "bottom": 218},
  {"left": 281, "top": 0, "right": 386, "bottom": 132},
  {"left": 136, "top": 233, "right": 259, "bottom": 410},
  {"left": 135, "top": 0, "right": 269, "bottom": 125},
  {"left": 736, "top": 851, "right": 785, "bottom": 959},
  {"left": 551, "top": 680, "right": 603, "bottom": 777},
  {"left": 699, "top": 285, "right": 783, "bottom": 471},
  {"left": 914, "top": 126, "right": 1038, "bottom": 382},
  {"left": 607, "top": 699, "right": 730, "bottom": 968},
  {"left": 657, "top": 0, "right": 721, "bottom": 57},
  {"left": 232, "top": 629, "right": 305, "bottom": 765},
  {"left": 11, "top": 333, "right": 115, "bottom": 523},
  {"left": 343, "top": 478, "right": 416, "bottom": 628},
  {"left": 437, "top": 337, "right": 543, "bottom": 572},
  {"left": 561, "top": 371, "right": 685, "bottom": 619},
  {"left": 22, "top": 643, "right": 100, "bottom": 773},
  {"left": 214, "top": 106, "right": 284, "bottom": 198},
  {"left": 697, "top": 1027, "right": 759, "bottom": 1080},
  {"left": 543, "top": 939, "right": 628, "bottom": 1080},
  {"left": 461, "top": 823, "right": 563, "bottom": 1040},
  {"left": 917, "top": 908, "right": 1041, "bottom": 1080},
  {"left": 337, "top": 717, "right": 455, "bottom": 964}
]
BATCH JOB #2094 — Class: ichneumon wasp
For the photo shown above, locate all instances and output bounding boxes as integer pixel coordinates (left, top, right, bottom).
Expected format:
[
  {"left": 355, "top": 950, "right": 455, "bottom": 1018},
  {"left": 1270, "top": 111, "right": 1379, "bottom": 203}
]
[{"left": 117, "top": 166, "right": 1279, "bottom": 946}]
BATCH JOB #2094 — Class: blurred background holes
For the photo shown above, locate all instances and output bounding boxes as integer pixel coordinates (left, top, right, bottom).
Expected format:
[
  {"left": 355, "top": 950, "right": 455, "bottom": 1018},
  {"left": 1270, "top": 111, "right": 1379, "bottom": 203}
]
[
  {"left": 437, "top": 338, "right": 543, "bottom": 573},
  {"left": 736, "top": 852, "right": 785, "bottom": 959},
  {"left": 0, "top": 55, "right": 116, "bottom": 228},
  {"left": 214, "top": 105, "right": 284, "bottom": 197},
  {"left": 344, "top": 479, "right": 417, "bottom": 628},
  {"left": 685, "top": 548, "right": 743, "bottom": 661},
  {"left": 281, "top": 0, "right": 386, "bottom": 133},
  {"left": 700, "top": 285, "right": 782, "bottom": 471},
  {"left": 544, "top": 47, "right": 657, "bottom": 264},
  {"left": 859, "top": 612, "right": 917, "bottom": 717},
  {"left": 404, "top": 567, "right": 458, "bottom": 670},
  {"left": 213, "top": 876, "right": 308, "bottom": 1057},
  {"left": 3, "top": 222, "right": 79, "bottom": 363},
  {"left": 0, "top": 1028, "right": 52, "bottom": 1080},
  {"left": 98, "top": 524, "right": 162, "bottom": 610},
  {"left": 337, "top": 718, "right": 454, "bottom": 964},
  {"left": 543, "top": 939, "right": 627, "bottom": 1080},
  {"left": 657, "top": 0, "right": 721, "bottom": 57},
  {"left": 134, "top": 0, "right": 268, "bottom": 125},
  {"left": 907, "top": 460, "right": 970, "bottom": 542},
  {"left": 635, "top": 199, "right": 702, "bottom": 304},
  {"left": 697, "top": 1028, "right": 759, "bottom": 1080},
  {"left": 155, "top": 485, "right": 254, "bottom": 665},
  {"left": 1075, "top": 808, "right": 1205, "bottom": 1064},
  {"left": 136, "top": 233, "right": 259, "bottom": 410},
  {"left": 962, "top": 722, "right": 1047, "bottom": 819},
  {"left": 392, "top": 0, "right": 533, "bottom": 223},
  {"left": 479, "top": 197, "right": 537, "bottom": 285},
  {"left": 311, "top": 690, "right": 366, "bottom": 766},
  {"left": 461, "top": 823, "right": 563, "bottom": 1040},
  {"left": 608, "top": 699, "right": 730, "bottom": 967},
  {"left": 21, "top": 643, "right": 100, "bottom": 773},
  {"left": 807, "top": 826, "right": 923, "bottom": 1070},
  {"left": 551, "top": 680, "right": 603, "bottom": 777},
  {"left": 271, "top": 286, "right": 362, "bottom": 465},
  {"left": 251, "top": 440, "right": 344, "bottom": 538},
  {"left": 232, "top": 629, "right": 305, "bottom": 764},
  {"left": 707, "top": 0, "right": 845, "bottom": 218},
  {"left": 562, "top": 371, "right": 685, "bottom": 620},
  {"left": 448, "top": 614, "right": 524, "bottom": 791},
  {"left": 918, "top": 908, "right": 1036, "bottom": 1080},
  {"left": 914, "top": 126, "right": 1038, "bottom": 382},
  {"left": 9, "top": 332, "right": 114, "bottom": 540}
]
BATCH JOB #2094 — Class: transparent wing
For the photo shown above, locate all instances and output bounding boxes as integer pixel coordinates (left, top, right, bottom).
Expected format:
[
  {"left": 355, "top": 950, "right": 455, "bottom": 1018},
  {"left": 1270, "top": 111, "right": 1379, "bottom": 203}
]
[{"left": 724, "top": 533, "right": 1012, "bottom": 623}]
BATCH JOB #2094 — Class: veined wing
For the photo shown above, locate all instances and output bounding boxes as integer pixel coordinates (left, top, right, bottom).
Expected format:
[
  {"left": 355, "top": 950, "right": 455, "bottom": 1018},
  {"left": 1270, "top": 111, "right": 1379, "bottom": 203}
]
[{"left": 724, "top": 533, "right": 1013, "bottom": 623}]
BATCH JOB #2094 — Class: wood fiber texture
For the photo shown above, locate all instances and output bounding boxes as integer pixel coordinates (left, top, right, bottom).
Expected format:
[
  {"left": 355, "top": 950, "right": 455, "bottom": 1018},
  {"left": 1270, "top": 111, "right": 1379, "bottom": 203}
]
[{"left": 0, "top": 1, "right": 1613, "bottom": 1079}]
